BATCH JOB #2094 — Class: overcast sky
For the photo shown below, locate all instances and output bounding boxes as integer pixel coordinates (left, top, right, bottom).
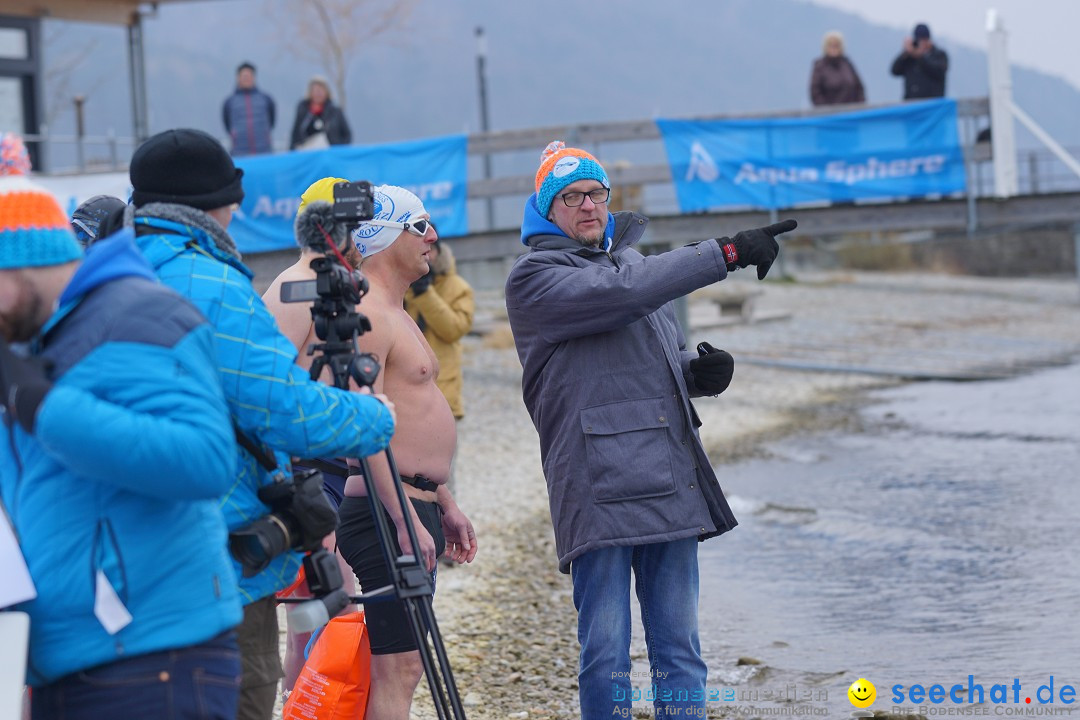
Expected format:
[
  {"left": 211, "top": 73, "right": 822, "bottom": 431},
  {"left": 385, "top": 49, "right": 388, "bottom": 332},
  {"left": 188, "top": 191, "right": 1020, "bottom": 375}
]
[{"left": 798, "top": 0, "right": 1080, "bottom": 91}]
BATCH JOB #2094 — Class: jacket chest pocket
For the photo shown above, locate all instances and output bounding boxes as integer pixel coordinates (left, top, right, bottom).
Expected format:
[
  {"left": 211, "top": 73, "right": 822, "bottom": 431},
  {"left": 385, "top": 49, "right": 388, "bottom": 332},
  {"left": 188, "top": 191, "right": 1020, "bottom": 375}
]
[{"left": 580, "top": 397, "right": 677, "bottom": 503}]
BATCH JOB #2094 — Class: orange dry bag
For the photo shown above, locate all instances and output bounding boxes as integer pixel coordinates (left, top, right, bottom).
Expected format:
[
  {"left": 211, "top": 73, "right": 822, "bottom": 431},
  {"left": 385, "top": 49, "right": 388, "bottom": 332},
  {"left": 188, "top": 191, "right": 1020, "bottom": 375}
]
[{"left": 282, "top": 611, "right": 371, "bottom": 720}]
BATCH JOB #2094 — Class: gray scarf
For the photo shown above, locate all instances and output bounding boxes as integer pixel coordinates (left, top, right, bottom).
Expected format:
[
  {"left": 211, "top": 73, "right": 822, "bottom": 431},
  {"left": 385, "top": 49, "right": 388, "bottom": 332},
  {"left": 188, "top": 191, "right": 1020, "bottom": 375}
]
[{"left": 125, "top": 202, "right": 241, "bottom": 260}]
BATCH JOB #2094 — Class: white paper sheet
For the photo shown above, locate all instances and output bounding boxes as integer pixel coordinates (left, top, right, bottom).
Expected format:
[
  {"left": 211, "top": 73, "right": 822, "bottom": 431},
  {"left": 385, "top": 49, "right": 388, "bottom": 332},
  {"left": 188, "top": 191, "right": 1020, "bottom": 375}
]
[
  {"left": 94, "top": 569, "right": 132, "bottom": 635},
  {"left": 0, "top": 612, "right": 29, "bottom": 720}
]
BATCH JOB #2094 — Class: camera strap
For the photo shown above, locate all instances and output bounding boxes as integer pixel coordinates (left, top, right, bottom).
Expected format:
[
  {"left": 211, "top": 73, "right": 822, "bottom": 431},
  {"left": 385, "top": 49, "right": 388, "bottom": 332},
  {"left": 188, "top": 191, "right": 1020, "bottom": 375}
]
[
  {"left": 294, "top": 458, "right": 352, "bottom": 479},
  {"left": 134, "top": 225, "right": 183, "bottom": 238},
  {"left": 233, "top": 421, "right": 280, "bottom": 473}
]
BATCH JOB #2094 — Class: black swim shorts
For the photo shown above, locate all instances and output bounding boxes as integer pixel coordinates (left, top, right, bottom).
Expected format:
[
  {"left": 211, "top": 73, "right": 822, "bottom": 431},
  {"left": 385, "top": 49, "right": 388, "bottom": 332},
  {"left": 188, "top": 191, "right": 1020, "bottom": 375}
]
[{"left": 336, "top": 495, "right": 445, "bottom": 655}]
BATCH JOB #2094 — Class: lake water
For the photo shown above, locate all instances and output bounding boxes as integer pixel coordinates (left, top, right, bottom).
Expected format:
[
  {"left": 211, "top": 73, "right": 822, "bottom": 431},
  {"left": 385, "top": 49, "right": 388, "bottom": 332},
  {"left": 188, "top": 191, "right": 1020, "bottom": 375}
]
[{"left": 695, "top": 362, "right": 1080, "bottom": 717}]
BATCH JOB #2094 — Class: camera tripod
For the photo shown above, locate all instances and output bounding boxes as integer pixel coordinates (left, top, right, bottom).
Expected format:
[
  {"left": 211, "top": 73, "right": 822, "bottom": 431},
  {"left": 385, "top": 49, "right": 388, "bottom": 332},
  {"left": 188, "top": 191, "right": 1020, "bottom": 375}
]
[{"left": 284, "top": 256, "right": 468, "bottom": 720}]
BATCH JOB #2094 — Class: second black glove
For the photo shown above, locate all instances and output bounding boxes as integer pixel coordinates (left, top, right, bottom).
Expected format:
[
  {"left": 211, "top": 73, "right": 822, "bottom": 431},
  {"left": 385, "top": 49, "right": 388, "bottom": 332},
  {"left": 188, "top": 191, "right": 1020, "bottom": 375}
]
[{"left": 689, "top": 342, "right": 734, "bottom": 395}]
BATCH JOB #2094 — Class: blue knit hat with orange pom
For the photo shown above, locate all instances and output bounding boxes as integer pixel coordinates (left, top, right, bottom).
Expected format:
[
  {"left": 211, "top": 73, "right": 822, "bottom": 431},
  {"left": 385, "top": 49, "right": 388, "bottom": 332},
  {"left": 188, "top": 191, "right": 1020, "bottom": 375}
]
[{"left": 534, "top": 141, "right": 609, "bottom": 218}]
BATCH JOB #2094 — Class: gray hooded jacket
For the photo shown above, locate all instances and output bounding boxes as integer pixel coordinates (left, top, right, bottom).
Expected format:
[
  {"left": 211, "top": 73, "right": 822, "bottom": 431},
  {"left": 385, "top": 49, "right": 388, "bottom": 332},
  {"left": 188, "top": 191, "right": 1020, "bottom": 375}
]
[{"left": 505, "top": 207, "right": 738, "bottom": 573}]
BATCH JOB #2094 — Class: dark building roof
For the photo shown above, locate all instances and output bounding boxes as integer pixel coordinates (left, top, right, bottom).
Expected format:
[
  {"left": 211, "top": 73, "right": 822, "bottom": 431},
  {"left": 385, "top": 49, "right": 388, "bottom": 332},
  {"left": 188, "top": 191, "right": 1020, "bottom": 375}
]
[{"left": 2, "top": 1, "right": 201, "bottom": 26}]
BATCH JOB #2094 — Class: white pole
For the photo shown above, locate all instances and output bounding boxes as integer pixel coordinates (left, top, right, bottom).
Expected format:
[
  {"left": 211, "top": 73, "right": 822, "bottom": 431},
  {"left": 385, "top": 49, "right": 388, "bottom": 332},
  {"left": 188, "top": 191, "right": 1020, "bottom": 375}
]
[
  {"left": 986, "top": 9, "right": 1019, "bottom": 198},
  {"left": 1010, "top": 102, "right": 1080, "bottom": 181}
]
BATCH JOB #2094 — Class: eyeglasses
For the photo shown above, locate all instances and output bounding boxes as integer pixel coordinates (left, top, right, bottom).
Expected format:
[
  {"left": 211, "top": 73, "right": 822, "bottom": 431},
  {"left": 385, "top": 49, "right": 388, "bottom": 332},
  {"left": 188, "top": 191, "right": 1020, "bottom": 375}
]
[
  {"left": 556, "top": 187, "right": 610, "bottom": 208},
  {"left": 364, "top": 217, "right": 433, "bottom": 237}
]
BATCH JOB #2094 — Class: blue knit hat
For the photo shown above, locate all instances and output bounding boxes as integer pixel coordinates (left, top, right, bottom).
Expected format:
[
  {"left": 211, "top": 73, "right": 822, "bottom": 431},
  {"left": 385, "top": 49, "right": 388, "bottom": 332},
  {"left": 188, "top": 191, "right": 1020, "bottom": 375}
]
[
  {"left": 0, "top": 176, "right": 83, "bottom": 269},
  {"left": 534, "top": 141, "right": 610, "bottom": 218}
]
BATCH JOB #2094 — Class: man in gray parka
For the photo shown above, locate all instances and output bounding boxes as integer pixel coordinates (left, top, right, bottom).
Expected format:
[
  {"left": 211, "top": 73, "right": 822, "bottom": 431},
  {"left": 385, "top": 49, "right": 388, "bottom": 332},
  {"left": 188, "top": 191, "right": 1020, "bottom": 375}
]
[{"left": 505, "top": 141, "right": 797, "bottom": 720}]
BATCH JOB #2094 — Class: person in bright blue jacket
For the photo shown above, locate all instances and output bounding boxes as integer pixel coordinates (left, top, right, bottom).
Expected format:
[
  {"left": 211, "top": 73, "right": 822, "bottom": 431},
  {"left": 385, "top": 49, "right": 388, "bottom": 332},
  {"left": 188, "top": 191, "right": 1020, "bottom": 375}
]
[
  {"left": 0, "top": 169, "right": 241, "bottom": 719},
  {"left": 123, "top": 128, "right": 396, "bottom": 720}
]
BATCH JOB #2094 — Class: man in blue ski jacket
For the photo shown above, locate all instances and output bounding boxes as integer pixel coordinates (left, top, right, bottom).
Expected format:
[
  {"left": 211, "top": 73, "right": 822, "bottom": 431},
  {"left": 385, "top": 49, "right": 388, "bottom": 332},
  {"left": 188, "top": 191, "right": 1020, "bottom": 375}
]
[
  {"left": 0, "top": 155, "right": 243, "bottom": 719},
  {"left": 124, "top": 128, "right": 396, "bottom": 720}
]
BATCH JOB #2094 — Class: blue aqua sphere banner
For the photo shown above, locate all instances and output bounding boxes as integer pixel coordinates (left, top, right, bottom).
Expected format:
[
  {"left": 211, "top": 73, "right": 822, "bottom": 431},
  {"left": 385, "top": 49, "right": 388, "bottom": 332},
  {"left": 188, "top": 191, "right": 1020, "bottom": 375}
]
[
  {"left": 657, "top": 99, "right": 966, "bottom": 211},
  {"left": 230, "top": 134, "right": 467, "bottom": 254}
]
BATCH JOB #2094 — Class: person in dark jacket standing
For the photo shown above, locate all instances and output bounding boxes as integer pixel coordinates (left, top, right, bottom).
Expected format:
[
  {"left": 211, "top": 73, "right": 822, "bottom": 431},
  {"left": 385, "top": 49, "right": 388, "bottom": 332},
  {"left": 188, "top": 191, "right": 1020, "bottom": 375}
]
[
  {"left": 222, "top": 61, "right": 276, "bottom": 156},
  {"left": 289, "top": 76, "right": 352, "bottom": 150},
  {"left": 890, "top": 23, "right": 949, "bottom": 100},
  {"left": 504, "top": 141, "right": 797, "bottom": 720},
  {"left": 810, "top": 30, "right": 865, "bottom": 106}
]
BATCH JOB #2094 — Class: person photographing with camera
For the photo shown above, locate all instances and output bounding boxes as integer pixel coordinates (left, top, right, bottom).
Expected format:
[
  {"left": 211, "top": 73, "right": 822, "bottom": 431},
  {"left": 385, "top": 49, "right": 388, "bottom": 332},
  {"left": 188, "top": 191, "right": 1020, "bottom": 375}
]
[
  {"left": 890, "top": 23, "right": 949, "bottom": 100},
  {"left": 124, "top": 129, "right": 396, "bottom": 720}
]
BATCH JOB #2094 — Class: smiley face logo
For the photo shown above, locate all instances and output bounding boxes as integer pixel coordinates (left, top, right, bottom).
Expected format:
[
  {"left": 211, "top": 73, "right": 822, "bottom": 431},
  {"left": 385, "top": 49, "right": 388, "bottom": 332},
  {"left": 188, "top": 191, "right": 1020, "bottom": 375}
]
[{"left": 848, "top": 678, "right": 876, "bottom": 708}]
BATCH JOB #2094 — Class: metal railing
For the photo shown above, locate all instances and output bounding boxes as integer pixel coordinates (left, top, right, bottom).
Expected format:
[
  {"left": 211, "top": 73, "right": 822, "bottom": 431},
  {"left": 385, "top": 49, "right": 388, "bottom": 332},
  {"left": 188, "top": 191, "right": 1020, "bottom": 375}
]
[
  {"left": 22, "top": 130, "right": 138, "bottom": 175},
  {"left": 1010, "top": 146, "right": 1080, "bottom": 196}
]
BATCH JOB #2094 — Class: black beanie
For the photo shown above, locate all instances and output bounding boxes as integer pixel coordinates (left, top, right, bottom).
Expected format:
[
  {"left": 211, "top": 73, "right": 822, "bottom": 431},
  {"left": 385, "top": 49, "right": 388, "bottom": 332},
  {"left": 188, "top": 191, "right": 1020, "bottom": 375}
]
[{"left": 130, "top": 128, "right": 245, "bottom": 210}]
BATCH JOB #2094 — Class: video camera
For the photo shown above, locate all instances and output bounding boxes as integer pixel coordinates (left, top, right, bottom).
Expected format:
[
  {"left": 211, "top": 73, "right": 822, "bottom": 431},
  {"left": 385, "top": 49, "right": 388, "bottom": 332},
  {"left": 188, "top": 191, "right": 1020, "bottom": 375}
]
[
  {"left": 279, "top": 179, "right": 374, "bottom": 305},
  {"left": 280, "top": 179, "right": 381, "bottom": 391},
  {"left": 279, "top": 178, "right": 373, "bottom": 358},
  {"left": 331, "top": 179, "right": 375, "bottom": 227}
]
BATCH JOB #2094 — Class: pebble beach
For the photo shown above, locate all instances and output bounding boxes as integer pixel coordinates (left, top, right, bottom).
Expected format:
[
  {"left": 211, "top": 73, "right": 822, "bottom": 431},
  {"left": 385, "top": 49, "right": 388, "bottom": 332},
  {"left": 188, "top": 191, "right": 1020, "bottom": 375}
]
[{"left": 275, "top": 270, "right": 1080, "bottom": 720}]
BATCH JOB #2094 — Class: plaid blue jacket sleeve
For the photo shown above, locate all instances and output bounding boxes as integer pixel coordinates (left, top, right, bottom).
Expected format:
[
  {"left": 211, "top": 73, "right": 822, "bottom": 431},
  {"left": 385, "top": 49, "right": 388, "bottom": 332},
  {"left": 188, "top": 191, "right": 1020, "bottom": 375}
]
[
  {"left": 161, "top": 251, "right": 394, "bottom": 465},
  {"left": 209, "top": 268, "right": 395, "bottom": 461}
]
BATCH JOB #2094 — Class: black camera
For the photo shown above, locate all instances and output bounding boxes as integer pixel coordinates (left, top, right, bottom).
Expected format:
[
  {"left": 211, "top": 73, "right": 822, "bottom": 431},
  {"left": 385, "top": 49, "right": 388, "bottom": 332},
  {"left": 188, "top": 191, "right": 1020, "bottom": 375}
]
[
  {"left": 280, "top": 178, "right": 382, "bottom": 391},
  {"left": 280, "top": 257, "right": 367, "bottom": 306},
  {"left": 280, "top": 179, "right": 374, "bottom": 306},
  {"left": 281, "top": 258, "right": 373, "bottom": 355},
  {"left": 229, "top": 467, "right": 338, "bottom": 578},
  {"left": 332, "top": 180, "right": 375, "bottom": 226}
]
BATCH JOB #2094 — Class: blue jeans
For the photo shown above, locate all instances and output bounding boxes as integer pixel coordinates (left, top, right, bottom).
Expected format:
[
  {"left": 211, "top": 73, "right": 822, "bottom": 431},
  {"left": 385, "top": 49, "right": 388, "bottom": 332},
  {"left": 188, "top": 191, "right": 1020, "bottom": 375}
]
[
  {"left": 31, "top": 632, "right": 240, "bottom": 720},
  {"left": 571, "top": 538, "right": 708, "bottom": 719}
]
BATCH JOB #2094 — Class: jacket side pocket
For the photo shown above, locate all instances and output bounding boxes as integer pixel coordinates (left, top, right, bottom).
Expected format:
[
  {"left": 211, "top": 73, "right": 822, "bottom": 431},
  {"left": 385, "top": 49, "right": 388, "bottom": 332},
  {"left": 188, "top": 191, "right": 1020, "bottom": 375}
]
[{"left": 581, "top": 397, "right": 677, "bottom": 503}]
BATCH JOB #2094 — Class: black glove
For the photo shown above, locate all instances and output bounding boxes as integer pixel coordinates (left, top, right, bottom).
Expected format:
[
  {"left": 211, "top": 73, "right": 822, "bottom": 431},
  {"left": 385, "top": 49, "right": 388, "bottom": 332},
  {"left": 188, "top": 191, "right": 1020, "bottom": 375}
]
[
  {"left": 718, "top": 219, "right": 797, "bottom": 280},
  {"left": 0, "top": 338, "right": 53, "bottom": 433},
  {"left": 410, "top": 269, "right": 434, "bottom": 296},
  {"left": 689, "top": 341, "right": 734, "bottom": 395}
]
